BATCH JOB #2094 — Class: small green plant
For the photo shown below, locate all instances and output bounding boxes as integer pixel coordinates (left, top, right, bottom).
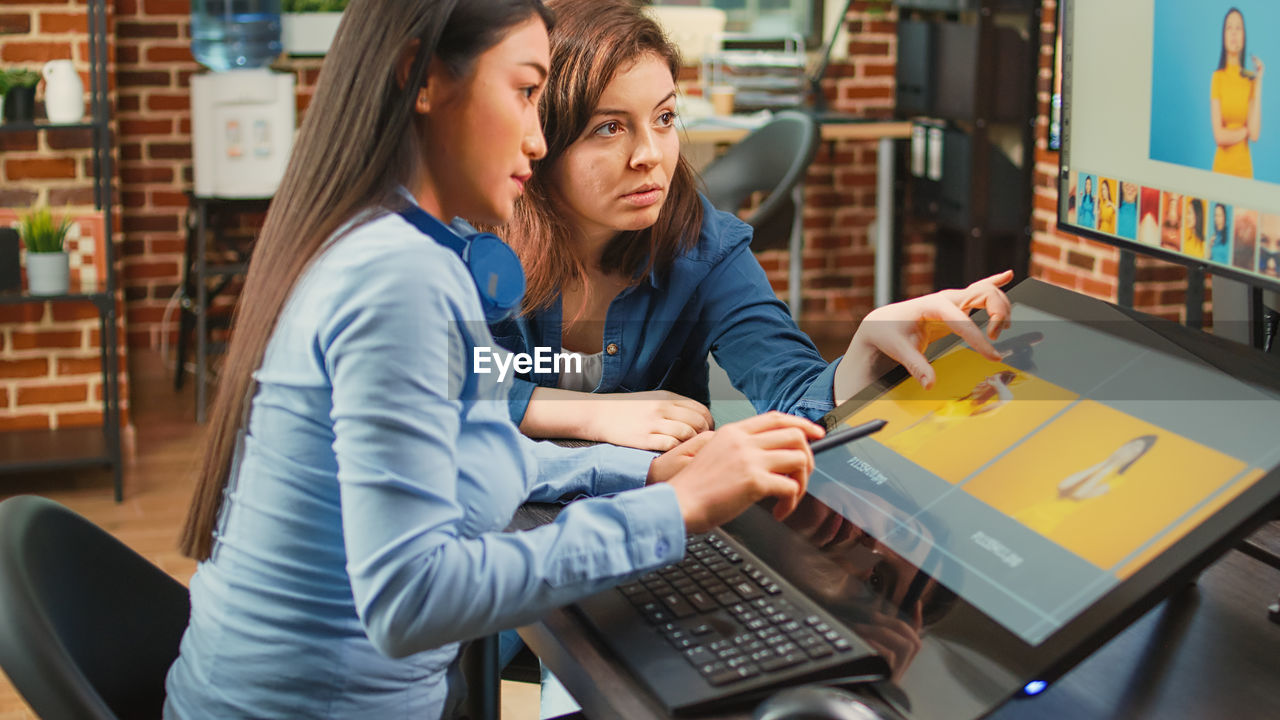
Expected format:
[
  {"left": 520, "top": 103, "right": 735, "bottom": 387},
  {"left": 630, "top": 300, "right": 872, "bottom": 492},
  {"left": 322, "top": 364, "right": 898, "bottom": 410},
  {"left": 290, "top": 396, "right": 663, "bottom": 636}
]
[
  {"left": 0, "top": 68, "right": 40, "bottom": 96},
  {"left": 283, "top": 0, "right": 349, "bottom": 12},
  {"left": 19, "top": 207, "right": 72, "bottom": 254}
]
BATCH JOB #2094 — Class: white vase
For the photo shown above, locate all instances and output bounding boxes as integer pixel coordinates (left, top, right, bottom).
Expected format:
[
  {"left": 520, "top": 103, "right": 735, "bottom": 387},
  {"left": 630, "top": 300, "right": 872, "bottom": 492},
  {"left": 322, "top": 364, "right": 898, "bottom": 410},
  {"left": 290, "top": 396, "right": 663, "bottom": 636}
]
[
  {"left": 26, "top": 251, "right": 69, "bottom": 296},
  {"left": 281, "top": 13, "right": 343, "bottom": 56},
  {"left": 42, "top": 60, "right": 84, "bottom": 124}
]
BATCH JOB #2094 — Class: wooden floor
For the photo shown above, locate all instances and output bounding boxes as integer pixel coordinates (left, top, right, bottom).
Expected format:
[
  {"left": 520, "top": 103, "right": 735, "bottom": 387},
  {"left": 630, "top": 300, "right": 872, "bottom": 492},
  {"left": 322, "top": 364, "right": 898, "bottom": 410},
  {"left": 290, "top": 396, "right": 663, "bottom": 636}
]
[{"left": 0, "top": 350, "right": 539, "bottom": 720}]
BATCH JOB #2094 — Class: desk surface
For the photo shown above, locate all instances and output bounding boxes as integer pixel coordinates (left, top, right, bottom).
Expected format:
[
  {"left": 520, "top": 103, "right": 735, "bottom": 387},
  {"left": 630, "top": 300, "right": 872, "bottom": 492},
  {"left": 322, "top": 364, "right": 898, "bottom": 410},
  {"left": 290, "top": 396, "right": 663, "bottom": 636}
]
[
  {"left": 519, "top": 524, "right": 1280, "bottom": 720},
  {"left": 681, "top": 119, "right": 912, "bottom": 145}
]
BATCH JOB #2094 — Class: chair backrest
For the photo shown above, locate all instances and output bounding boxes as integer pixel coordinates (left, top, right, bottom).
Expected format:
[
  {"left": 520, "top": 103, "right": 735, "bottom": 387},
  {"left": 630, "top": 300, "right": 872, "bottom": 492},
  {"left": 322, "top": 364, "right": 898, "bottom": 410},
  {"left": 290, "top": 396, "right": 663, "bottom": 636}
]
[
  {"left": 0, "top": 495, "right": 190, "bottom": 720},
  {"left": 698, "top": 110, "right": 821, "bottom": 251}
]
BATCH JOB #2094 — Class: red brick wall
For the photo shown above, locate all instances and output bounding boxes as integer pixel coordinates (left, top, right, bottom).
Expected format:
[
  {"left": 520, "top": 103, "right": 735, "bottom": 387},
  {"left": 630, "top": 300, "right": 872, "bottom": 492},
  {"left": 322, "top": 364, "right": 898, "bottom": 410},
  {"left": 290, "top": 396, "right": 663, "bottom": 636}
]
[
  {"left": 761, "top": 1, "right": 935, "bottom": 342},
  {"left": 113, "top": 3, "right": 322, "bottom": 350},
  {"left": 1029, "top": 0, "right": 1198, "bottom": 322},
  {"left": 0, "top": 1, "right": 129, "bottom": 431}
]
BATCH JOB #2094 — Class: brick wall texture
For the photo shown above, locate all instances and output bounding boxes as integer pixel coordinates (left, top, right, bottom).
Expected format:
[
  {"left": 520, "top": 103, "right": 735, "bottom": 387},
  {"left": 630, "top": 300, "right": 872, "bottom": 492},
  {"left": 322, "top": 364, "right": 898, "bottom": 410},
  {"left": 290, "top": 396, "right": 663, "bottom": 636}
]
[
  {"left": 3, "top": 0, "right": 1194, "bottom": 429},
  {"left": 1, "top": 0, "right": 129, "bottom": 432}
]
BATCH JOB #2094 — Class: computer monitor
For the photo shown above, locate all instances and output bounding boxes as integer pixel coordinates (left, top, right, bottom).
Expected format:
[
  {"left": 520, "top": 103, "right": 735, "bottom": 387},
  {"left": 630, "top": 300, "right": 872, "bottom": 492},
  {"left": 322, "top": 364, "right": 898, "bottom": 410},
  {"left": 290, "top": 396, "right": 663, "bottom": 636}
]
[{"left": 1057, "top": 0, "right": 1280, "bottom": 291}]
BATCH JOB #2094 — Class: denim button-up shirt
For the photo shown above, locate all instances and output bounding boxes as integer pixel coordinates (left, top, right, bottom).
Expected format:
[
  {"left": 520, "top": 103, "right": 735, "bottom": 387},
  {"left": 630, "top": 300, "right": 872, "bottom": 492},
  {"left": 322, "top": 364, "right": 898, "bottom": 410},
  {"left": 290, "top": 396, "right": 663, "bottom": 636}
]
[{"left": 490, "top": 194, "right": 840, "bottom": 425}]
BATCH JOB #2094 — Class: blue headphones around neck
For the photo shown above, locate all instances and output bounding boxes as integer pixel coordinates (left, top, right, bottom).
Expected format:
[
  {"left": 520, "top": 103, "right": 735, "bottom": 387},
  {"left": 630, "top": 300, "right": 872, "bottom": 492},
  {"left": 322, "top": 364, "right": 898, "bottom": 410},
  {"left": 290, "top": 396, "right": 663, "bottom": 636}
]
[{"left": 396, "top": 204, "right": 526, "bottom": 323}]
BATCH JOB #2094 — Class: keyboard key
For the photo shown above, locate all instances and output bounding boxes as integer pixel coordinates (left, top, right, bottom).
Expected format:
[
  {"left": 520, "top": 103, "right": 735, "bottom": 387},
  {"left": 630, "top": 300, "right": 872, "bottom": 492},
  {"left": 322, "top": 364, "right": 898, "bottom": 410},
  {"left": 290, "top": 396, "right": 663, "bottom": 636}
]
[
  {"left": 659, "top": 593, "right": 696, "bottom": 619},
  {"left": 685, "top": 591, "right": 717, "bottom": 613},
  {"left": 774, "top": 642, "right": 798, "bottom": 656},
  {"left": 745, "top": 618, "right": 768, "bottom": 631},
  {"left": 805, "top": 644, "right": 834, "bottom": 659},
  {"left": 779, "top": 620, "right": 801, "bottom": 634},
  {"left": 766, "top": 613, "right": 789, "bottom": 625},
  {"left": 649, "top": 581, "right": 675, "bottom": 596},
  {"left": 684, "top": 647, "right": 716, "bottom": 667},
  {"left": 727, "top": 656, "right": 751, "bottom": 669},
  {"left": 762, "top": 583, "right": 783, "bottom": 595},
  {"left": 759, "top": 653, "right": 806, "bottom": 672},
  {"left": 733, "top": 581, "right": 763, "bottom": 601},
  {"left": 688, "top": 623, "right": 714, "bottom": 636},
  {"left": 795, "top": 634, "right": 823, "bottom": 650},
  {"left": 804, "top": 615, "right": 823, "bottom": 627},
  {"left": 698, "top": 661, "right": 726, "bottom": 677},
  {"left": 715, "top": 646, "right": 741, "bottom": 660},
  {"left": 708, "top": 664, "right": 760, "bottom": 686},
  {"left": 619, "top": 582, "right": 646, "bottom": 596},
  {"left": 832, "top": 638, "right": 853, "bottom": 652},
  {"left": 714, "top": 591, "right": 738, "bottom": 606},
  {"left": 627, "top": 591, "right": 656, "bottom": 607}
]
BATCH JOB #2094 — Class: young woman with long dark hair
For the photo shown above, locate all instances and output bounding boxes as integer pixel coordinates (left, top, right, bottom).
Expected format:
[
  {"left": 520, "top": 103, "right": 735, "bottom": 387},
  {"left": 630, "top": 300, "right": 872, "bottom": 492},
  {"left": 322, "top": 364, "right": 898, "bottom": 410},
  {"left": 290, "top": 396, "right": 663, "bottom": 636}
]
[{"left": 165, "top": 2, "right": 822, "bottom": 716}]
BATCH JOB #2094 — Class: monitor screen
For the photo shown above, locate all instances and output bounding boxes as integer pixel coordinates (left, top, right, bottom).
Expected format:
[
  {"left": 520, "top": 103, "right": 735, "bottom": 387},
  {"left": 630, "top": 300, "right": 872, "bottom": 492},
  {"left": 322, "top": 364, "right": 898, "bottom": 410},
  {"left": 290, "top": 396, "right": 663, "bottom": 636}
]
[
  {"left": 722, "top": 279, "right": 1280, "bottom": 720},
  {"left": 1057, "top": 0, "right": 1280, "bottom": 291}
]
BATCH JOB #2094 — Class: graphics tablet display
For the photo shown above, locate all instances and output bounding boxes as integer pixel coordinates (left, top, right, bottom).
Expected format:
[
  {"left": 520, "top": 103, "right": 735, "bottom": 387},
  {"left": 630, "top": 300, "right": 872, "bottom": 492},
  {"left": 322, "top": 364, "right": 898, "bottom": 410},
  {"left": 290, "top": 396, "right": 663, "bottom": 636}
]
[{"left": 720, "top": 279, "right": 1280, "bottom": 720}]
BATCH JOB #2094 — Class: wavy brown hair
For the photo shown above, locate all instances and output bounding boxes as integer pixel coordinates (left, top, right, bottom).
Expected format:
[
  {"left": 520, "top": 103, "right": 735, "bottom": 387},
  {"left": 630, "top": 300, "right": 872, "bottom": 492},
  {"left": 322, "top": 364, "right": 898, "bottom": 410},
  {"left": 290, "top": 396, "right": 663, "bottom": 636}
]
[
  {"left": 179, "top": 0, "right": 554, "bottom": 561},
  {"left": 502, "top": 0, "right": 703, "bottom": 313}
]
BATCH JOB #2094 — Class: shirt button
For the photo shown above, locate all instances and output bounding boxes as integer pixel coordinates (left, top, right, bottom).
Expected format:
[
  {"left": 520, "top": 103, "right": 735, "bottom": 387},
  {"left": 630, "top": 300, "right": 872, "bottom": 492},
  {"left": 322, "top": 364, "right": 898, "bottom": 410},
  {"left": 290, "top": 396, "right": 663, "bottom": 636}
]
[
  {"left": 655, "top": 539, "right": 670, "bottom": 556},
  {"left": 606, "top": 342, "right": 620, "bottom": 356}
]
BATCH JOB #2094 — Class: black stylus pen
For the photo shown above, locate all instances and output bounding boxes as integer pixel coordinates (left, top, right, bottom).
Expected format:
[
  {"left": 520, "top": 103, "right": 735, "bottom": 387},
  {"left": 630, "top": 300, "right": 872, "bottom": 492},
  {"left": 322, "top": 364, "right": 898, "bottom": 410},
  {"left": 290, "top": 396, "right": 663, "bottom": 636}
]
[{"left": 809, "top": 418, "right": 887, "bottom": 454}]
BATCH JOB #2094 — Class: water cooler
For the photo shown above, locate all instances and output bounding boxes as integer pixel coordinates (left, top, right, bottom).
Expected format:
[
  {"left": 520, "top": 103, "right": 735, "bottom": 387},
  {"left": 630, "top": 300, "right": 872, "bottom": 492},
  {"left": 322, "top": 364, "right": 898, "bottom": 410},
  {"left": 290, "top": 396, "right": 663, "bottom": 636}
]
[{"left": 189, "top": 1, "right": 294, "bottom": 198}]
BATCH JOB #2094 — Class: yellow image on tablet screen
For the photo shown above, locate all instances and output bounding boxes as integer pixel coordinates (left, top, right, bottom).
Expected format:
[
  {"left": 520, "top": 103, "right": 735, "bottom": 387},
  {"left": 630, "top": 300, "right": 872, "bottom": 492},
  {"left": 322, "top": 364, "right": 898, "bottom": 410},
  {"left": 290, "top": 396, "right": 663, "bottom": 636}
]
[
  {"left": 964, "top": 401, "right": 1247, "bottom": 570},
  {"left": 843, "top": 348, "right": 1078, "bottom": 484}
]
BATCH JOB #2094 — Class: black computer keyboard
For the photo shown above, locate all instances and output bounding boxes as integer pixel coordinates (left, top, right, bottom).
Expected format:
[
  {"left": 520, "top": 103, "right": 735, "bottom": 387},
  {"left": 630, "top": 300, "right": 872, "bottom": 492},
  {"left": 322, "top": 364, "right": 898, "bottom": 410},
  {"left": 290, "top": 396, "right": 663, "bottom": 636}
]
[{"left": 614, "top": 533, "right": 865, "bottom": 689}]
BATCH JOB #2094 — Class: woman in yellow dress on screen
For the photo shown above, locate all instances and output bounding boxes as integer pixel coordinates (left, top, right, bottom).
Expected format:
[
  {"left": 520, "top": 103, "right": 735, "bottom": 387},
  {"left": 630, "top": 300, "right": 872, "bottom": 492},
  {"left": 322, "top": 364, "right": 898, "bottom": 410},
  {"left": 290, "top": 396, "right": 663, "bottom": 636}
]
[
  {"left": 884, "top": 370, "right": 1022, "bottom": 457},
  {"left": 1183, "top": 197, "right": 1206, "bottom": 258},
  {"left": 1211, "top": 8, "right": 1265, "bottom": 179},
  {"left": 1097, "top": 180, "right": 1117, "bottom": 234},
  {"left": 1014, "top": 435, "right": 1157, "bottom": 536}
]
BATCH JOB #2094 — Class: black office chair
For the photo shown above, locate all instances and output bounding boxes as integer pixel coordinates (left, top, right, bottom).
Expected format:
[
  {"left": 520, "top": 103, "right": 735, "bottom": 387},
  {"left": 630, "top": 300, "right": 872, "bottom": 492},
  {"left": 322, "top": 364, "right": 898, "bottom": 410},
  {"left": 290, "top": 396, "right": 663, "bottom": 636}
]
[
  {"left": 699, "top": 110, "right": 821, "bottom": 316},
  {"left": 0, "top": 495, "right": 190, "bottom": 720}
]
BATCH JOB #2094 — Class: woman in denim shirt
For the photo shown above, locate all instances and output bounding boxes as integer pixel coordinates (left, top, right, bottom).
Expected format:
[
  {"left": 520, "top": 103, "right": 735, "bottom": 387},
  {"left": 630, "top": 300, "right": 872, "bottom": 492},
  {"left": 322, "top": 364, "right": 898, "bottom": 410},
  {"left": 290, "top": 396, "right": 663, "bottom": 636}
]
[
  {"left": 491, "top": 0, "right": 1013, "bottom": 452},
  {"left": 165, "top": 2, "right": 825, "bottom": 717}
]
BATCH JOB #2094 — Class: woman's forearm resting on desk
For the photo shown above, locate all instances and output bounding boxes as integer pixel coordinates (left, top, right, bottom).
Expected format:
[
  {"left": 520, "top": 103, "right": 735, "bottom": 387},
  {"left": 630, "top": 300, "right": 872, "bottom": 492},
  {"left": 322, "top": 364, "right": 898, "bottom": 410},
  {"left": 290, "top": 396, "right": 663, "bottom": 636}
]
[{"left": 520, "top": 386, "right": 714, "bottom": 452}]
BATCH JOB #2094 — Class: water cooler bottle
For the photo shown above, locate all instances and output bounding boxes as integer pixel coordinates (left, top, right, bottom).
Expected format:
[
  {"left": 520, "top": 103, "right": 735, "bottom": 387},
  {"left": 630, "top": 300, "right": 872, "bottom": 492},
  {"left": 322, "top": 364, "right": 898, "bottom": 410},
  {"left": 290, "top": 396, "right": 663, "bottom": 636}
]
[{"left": 189, "top": 1, "right": 295, "bottom": 198}]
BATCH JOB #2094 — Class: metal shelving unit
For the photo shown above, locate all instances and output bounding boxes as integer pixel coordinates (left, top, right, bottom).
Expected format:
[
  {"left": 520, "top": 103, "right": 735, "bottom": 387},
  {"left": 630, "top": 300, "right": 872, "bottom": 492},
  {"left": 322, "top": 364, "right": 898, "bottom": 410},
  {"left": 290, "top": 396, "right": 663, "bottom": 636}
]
[{"left": 0, "top": 0, "right": 122, "bottom": 500}]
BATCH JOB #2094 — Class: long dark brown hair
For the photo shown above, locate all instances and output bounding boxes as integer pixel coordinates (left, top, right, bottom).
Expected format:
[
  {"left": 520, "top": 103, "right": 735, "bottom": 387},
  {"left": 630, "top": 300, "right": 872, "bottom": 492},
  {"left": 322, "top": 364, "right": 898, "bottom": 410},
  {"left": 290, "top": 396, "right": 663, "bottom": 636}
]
[
  {"left": 503, "top": 0, "right": 703, "bottom": 313},
  {"left": 1218, "top": 8, "right": 1247, "bottom": 72},
  {"left": 180, "top": 0, "right": 554, "bottom": 561}
]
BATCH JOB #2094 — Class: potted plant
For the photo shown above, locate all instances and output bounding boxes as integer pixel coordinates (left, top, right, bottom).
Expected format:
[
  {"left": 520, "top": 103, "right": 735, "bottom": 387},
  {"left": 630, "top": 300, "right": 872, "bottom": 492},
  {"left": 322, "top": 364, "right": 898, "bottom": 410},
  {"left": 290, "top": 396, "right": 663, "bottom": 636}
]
[
  {"left": 20, "top": 207, "right": 72, "bottom": 296},
  {"left": 0, "top": 68, "right": 41, "bottom": 124},
  {"left": 281, "top": 0, "right": 348, "bottom": 56}
]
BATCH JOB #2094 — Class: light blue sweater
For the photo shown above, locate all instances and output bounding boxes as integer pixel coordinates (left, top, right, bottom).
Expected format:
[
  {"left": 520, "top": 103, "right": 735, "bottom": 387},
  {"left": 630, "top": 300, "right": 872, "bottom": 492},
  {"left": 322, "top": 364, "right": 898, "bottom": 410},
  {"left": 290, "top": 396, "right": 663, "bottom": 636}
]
[{"left": 164, "top": 209, "right": 686, "bottom": 718}]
